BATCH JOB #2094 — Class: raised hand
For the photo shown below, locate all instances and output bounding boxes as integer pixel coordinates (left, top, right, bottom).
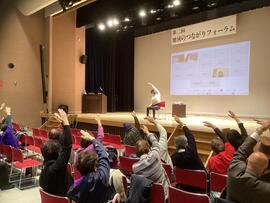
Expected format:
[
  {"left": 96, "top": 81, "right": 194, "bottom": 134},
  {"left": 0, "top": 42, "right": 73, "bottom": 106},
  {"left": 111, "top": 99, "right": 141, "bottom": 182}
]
[
  {"left": 0, "top": 103, "right": 5, "bottom": 111},
  {"left": 255, "top": 119, "right": 270, "bottom": 134},
  {"left": 80, "top": 130, "right": 95, "bottom": 141},
  {"left": 174, "top": 115, "right": 185, "bottom": 128},
  {"left": 141, "top": 125, "right": 150, "bottom": 135},
  {"left": 131, "top": 111, "right": 137, "bottom": 118},
  {"left": 203, "top": 121, "right": 217, "bottom": 129},
  {"left": 228, "top": 110, "right": 240, "bottom": 122},
  {"left": 4, "top": 107, "right": 11, "bottom": 115},
  {"left": 95, "top": 114, "right": 101, "bottom": 126},
  {"left": 54, "top": 109, "right": 69, "bottom": 125},
  {"left": 144, "top": 116, "right": 155, "bottom": 124}
]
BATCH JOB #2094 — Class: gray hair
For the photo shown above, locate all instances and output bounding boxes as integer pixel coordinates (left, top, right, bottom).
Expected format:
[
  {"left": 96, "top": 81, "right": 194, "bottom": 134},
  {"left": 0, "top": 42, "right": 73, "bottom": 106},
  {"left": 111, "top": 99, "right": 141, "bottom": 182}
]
[{"left": 174, "top": 135, "right": 188, "bottom": 150}]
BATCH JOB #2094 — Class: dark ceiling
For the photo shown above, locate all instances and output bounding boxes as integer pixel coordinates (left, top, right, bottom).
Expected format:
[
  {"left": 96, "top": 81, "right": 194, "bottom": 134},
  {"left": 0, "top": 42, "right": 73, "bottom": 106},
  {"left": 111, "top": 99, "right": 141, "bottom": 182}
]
[{"left": 77, "top": 0, "right": 270, "bottom": 36}]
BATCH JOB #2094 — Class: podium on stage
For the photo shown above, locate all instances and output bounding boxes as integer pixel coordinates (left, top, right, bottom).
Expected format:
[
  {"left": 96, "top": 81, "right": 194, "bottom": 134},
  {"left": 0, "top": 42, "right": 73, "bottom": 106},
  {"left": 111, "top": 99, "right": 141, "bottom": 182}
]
[
  {"left": 172, "top": 103, "right": 186, "bottom": 117},
  {"left": 82, "top": 94, "right": 107, "bottom": 113}
]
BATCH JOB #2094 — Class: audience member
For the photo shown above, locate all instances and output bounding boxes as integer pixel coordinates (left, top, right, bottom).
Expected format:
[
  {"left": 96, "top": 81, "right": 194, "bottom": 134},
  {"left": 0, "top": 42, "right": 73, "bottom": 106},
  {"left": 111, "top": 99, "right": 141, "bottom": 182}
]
[
  {"left": 171, "top": 116, "right": 205, "bottom": 170},
  {"left": 227, "top": 120, "right": 270, "bottom": 203},
  {"left": 144, "top": 116, "right": 173, "bottom": 167},
  {"left": 68, "top": 130, "right": 115, "bottom": 203},
  {"left": 133, "top": 125, "right": 170, "bottom": 198},
  {"left": 74, "top": 115, "right": 104, "bottom": 164},
  {"left": 123, "top": 111, "right": 144, "bottom": 146},
  {"left": 39, "top": 109, "right": 72, "bottom": 196},
  {"left": 146, "top": 83, "right": 161, "bottom": 119},
  {"left": 203, "top": 121, "right": 235, "bottom": 174}
]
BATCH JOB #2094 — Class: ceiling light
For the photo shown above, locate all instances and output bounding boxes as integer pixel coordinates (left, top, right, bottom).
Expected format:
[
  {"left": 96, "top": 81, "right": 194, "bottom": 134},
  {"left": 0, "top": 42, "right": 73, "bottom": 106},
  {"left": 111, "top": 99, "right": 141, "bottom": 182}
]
[
  {"left": 192, "top": 6, "right": 200, "bottom": 10},
  {"left": 150, "top": 9, "right": 157, "bottom": 14},
  {"left": 98, "top": 23, "right": 106, "bottom": 31},
  {"left": 167, "top": 4, "right": 174, "bottom": 8},
  {"left": 113, "top": 18, "right": 119, "bottom": 26},
  {"left": 139, "top": 9, "right": 146, "bottom": 17},
  {"left": 107, "top": 19, "right": 113, "bottom": 27},
  {"left": 173, "top": 0, "right": 181, "bottom": 6},
  {"left": 124, "top": 17, "right": 130, "bottom": 22}
]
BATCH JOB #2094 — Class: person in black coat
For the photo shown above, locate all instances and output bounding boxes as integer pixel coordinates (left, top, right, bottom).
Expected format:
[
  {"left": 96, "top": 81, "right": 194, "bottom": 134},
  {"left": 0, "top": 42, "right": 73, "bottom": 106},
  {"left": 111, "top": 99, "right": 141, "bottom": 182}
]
[{"left": 39, "top": 109, "right": 72, "bottom": 196}]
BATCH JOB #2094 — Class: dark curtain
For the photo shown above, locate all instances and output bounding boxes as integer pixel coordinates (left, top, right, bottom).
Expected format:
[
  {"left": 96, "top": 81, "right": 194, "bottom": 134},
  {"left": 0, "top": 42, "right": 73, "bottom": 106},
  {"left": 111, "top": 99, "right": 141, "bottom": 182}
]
[{"left": 85, "top": 29, "right": 134, "bottom": 112}]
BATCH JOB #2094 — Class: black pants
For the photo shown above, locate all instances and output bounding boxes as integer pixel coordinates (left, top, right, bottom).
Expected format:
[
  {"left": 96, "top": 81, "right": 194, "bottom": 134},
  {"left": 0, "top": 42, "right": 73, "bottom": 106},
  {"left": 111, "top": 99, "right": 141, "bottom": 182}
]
[{"left": 146, "top": 104, "right": 160, "bottom": 119}]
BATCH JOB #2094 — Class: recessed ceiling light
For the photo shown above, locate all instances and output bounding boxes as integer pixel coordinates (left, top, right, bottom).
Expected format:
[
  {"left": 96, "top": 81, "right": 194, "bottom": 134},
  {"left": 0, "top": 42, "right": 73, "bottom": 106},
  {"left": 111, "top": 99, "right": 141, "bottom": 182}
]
[
  {"left": 167, "top": 4, "right": 174, "bottom": 8},
  {"left": 192, "top": 6, "right": 200, "bottom": 10},
  {"left": 124, "top": 17, "right": 130, "bottom": 22},
  {"left": 98, "top": 23, "right": 106, "bottom": 31},
  {"left": 113, "top": 18, "right": 119, "bottom": 26},
  {"left": 107, "top": 19, "right": 113, "bottom": 27},
  {"left": 173, "top": 0, "right": 181, "bottom": 6},
  {"left": 139, "top": 9, "right": 146, "bottom": 17},
  {"left": 150, "top": 9, "right": 157, "bottom": 14}
]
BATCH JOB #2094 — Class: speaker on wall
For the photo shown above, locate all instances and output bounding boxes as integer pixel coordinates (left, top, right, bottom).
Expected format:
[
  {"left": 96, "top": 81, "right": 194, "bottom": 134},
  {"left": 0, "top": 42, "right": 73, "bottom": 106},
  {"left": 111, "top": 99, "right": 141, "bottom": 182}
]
[{"left": 79, "top": 54, "right": 88, "bottom": 64}]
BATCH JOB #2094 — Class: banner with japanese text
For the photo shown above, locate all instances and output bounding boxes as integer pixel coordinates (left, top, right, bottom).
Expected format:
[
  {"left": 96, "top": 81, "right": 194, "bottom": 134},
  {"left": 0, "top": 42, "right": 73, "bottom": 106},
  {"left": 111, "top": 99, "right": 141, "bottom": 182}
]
[{"left": 171, "top": 15, "right": 237, "bottom": 45}]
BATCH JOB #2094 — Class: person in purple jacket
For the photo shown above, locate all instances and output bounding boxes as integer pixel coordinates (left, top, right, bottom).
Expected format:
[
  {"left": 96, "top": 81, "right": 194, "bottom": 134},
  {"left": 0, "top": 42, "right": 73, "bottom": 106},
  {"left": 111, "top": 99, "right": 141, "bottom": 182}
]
[{"left": 74, "top": 115, "right": 104, "bottom": 164}]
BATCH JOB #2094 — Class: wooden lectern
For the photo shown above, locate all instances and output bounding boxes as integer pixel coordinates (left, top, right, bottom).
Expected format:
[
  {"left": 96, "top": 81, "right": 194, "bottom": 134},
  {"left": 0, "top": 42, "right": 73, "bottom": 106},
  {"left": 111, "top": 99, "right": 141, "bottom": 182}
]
[
  {"left": 172, "top": 104, "right": 186, "bottom": 117},
  {"left": 82, "top": 94, "right": 107, "bottom": 113}
]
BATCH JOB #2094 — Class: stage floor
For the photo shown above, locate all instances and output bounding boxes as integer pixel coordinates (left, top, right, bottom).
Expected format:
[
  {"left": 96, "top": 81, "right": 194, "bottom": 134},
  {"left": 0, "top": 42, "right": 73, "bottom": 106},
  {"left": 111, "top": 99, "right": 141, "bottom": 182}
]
[{"left": 76, "top": 112, "right": 268, "bottom": 135}]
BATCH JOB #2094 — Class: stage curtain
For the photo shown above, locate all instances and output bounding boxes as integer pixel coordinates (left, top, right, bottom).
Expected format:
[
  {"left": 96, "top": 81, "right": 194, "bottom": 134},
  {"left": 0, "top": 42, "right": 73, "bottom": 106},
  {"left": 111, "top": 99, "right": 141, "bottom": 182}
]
[{"left": 85, "top": 29, "right": 134, "bottom": 112}]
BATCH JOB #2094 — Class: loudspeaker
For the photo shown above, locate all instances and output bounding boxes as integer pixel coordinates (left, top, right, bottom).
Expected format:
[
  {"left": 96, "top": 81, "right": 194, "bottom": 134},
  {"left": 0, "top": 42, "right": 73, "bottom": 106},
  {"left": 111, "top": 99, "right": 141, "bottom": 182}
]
[
  {"left": 79, "top": 54, "right": 88, "bottom": 64},
  {"left": 58, "top": 104, "right": 69, "bottom": 114}
]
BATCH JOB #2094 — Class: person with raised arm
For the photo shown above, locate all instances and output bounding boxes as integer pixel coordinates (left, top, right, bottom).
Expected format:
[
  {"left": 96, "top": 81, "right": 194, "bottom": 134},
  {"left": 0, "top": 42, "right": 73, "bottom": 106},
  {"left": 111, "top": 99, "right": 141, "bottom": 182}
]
[
  {"left": 146, "top": 83, "right": 161, "bottom": 119},
  {"left": 171, "top": 116, "right": 205, "bottom": 170},
  {"left": 123, "top": 111, "right": 144, "bottom": 146},
  {"left": 203, "top": 121, "right": 235, "bottom": 174},
  {"left": 133, "top": 124, "right": 170, "bottom": 198},
  {"left": 39, "top": 109, "right": 72, "bottom": 196},
  {"left": 227, "top": 120, "right": 270, "bottom": 203},
  {"left": 144, "top": 116, "right": 173, "bottom": 167}
]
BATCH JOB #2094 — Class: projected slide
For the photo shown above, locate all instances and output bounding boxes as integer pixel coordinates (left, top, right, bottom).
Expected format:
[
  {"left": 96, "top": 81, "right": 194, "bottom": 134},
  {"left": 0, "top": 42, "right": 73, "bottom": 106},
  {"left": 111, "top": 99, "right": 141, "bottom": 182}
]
[{"left": 170, "top": 41, "right": 250, "bottom": 95}]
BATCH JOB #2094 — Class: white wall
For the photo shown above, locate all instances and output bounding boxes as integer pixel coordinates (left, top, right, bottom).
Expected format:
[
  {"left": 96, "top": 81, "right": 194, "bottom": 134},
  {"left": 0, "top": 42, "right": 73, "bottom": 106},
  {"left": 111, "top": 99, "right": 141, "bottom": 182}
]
[{"left": 134, "top": 7, "right": 270, "bottom": 118}]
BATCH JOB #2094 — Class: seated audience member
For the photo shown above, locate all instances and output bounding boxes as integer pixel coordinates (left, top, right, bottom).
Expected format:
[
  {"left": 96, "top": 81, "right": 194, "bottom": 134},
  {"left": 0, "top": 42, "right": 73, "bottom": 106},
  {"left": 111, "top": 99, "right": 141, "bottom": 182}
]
[
  {"left": 146, "top": 83, "right": 161, "bottom": 119},
  {"left": 123, "top": 111, "right": 144, "bottom": 146},
  {"left": 0, "top": 106, "right": 19, "bottom": 148},
  {"left": 203, "top": 121, "right": 235, "bottom": 174},
  {"left": 227, "top": 120, "right": 270, "bottom": 203},
  {"left": 132, "top": 125, "right": 170, "bottom": 198},
  {"left": 145, "top": 116, "right": 173, "bottom": 167},
  {"left": 0, "top": 104, "right": 12, "bottom": 127},
  {"left": 171, "top": 116, "right": 205, "bottom": 170},
  {"left": 226, "top": 110, "right": 248, "bottom": 150},
  {"left": 68, "top": 131, "right": 115, "bottom": 203},
  {"left": 74, "top": 115, "right": 104, "bottom": 164},
  {"left": 39, "top": 109, "right": 72, "bottom": 196}
]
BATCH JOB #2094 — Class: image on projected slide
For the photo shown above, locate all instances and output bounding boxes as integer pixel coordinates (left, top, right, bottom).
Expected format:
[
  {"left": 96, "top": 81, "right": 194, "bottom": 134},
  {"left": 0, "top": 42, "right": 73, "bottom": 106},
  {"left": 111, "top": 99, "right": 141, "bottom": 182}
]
[{"left": 170, "top": 41, "right": 251, "bottom": 95}]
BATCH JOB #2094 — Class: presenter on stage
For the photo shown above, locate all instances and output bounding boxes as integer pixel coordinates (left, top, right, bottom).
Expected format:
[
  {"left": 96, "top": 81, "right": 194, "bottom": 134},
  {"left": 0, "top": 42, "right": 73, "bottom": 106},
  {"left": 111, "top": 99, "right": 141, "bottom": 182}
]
[{"left": 146, "top": 83, "right": 161, "bottom": 119}]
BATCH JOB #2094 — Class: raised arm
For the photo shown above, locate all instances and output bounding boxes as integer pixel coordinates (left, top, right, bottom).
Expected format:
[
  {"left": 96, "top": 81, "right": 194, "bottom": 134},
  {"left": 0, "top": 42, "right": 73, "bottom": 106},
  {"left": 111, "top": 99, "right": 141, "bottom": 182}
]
[
  {"left": 228, "top": 110, "right": 248, "bottom": 137},
  {"left": 141, "top": 124, "right": 160, "bottom": 155},
  {"left": 203, "top": 121, "right": 227, "bottom": 143},
  {"left": 131, "top": 111, "right": 140, "bottom": 131},
  {"left": 51, "top": 109, "right": 72, "bottom": 171},
  {"left": 95, "top": 114, "right": 104, "bottom": 141},
  {"left": 175, "top": 116, "right": 196, "bottom": 147},
  {"left": 148, "top": 83, "right": 160, "bottom": 95}
]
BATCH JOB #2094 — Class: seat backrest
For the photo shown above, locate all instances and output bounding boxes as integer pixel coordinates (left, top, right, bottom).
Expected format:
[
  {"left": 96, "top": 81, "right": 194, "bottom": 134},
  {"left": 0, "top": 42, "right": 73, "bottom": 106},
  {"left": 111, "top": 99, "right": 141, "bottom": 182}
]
[
  {"left": 159, "top": 101, "right": 166, "bottom": 108},
  {"left": 103, "top": 133, "right": 110, "bottom": 142},
  {"left": 119, "top": 156, "right": 139, "bottom": 173},
  {"left": 150, "top": 183, "right": 165, "bottom": 203},
  {"left": 162, "top": 163, "right": 173, "bottom": 183},
  {"left": 12, "top": 123, "right": 21, "bottom": 131},
  {"left": 32, "top": 128, "right": 40, "bottom": 137},
  {"left": 39, "top": 188, "right": 69, "bottom": 203},
  {"left": 25, "top": 135, "right": 34, "bottom": 146},
  {"left": 74, "top": 136, "right": 82, "bottom": 145},
  {"left": 73, "top": 166, "right": 82, "bottom": 180},
  {"left": 169, "top": 186, "right": 209, "bottom": 203},
  {"left": 3, "top": 145, "right": 13, "bottom": 160},
  {"left": 71, "top": 128, "right": 79, "bottom": 137},
  {"left": 109, "top": 134, "right": 121, "bottom": 145},
  {"left": 39, "top": 129, "right": 48, "bottom": 139},
  {"left": 210, "top": 172, "right": 228, "bottom": 192},
  {"left": 34, "top": 137, "right": 43, "bottom": 148},
  {"left": 175, "top": 167, "right": 207, "bottom": 191},
  {"left": 12, "top": 148, "right": 24, "bottom": 163},
  {"left": 124, "top": 145, "right": 137, "bottom": 157}
]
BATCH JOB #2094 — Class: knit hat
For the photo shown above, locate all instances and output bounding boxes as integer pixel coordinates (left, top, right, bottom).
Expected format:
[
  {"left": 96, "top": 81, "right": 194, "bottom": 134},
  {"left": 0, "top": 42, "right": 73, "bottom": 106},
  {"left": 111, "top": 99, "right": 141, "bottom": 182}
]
[
  {"left": 123, "top": 123, "right": 132, "bottom": 132},
  {"left": 174, "top": 135, "right": 188, "bottom": 150}
]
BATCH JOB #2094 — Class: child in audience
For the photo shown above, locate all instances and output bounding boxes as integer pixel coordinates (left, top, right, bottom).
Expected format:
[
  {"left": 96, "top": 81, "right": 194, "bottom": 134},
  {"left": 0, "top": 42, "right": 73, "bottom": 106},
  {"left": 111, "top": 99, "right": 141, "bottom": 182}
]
[
  {"left": 39, "top": 109, "right": 72, "bottom": 196},
  {"left": 68, "top": 131, "right": 115, "bottom": 203}
]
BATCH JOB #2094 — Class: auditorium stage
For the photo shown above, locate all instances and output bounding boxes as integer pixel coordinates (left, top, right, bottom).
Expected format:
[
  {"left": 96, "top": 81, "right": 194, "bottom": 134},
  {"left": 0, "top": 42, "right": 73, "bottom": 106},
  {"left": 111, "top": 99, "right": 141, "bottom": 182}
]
[{"left": 75, "top": 112, "right": 264, "bottom": 135}]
